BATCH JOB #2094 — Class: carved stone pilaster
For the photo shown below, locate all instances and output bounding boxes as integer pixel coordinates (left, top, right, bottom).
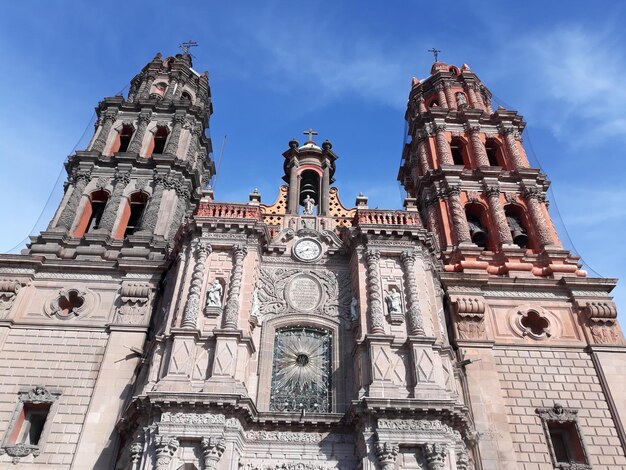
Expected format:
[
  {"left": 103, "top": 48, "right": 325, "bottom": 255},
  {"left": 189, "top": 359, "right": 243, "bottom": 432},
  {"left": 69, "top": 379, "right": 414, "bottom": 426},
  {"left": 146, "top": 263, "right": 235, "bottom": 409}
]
[
  {"left": 91, "top": 110, "right": 118, "bottom": 153},
  {"left": 435, "top": 83, "right": 448, "bottom": 108},
  {"left": 154, "top": 435, "right": 179, "bottom": 470},
  {"left": 424, "top": 443, "right": 447, "bottom": 470},
  {"left": 365, "top": 249, "right": 385, "bottom": 334},
  {"left": 182, "top": 240, "right": 212, "bottom": 328},
  {"left": 164, "top": 114, "right": 186, "bottom": 156},
  {"left": 223, "top": 244, "right": 248, "bottom": 329},
  {"left": 465, "top": 83, "right": 480, "bottom": 109},
  {"left": 56, "top": 170, "right": 91, "bottom": 230},
  {"left": 416, "top": 136, "right": 430, "bottom": 175},
  {"left": 186, "top": 126, "right": 202, "bottom": 161},
  {"left": 435, "top": 125, "right": 453, "bottom": 165},
  {"left": 484, "top": 186, "right": 514, "bottom": 246},
  {"left": 201, "top": 437, "right": 226, "bottom": 470},
  {"left": 127, "top": 112, "right": 151, "bottom": 154},
  {"left": 96, "top": 170, "right": 130, "bottom": 232},
  {"left": 138, "top": 72, "right": 156, "bottom": 99},
  {"left": 456, "top": 448, "right": 471, "bottom": 470},
  {"left": 129, "top": 440, "right": 143, "bottom": 465},
  {"left": 166, "top": 184, "right": 190, "bottom": 241},
  {"left": 451, "top": 296, "right": 486, "bottom": 340},
  {"left": 418, "top": 95, "right": 427, "bottom": 114},
  {"left": 522, "top": 188, "right": 554, "bottom": 247},
  {"left": 400, "top": 250, "right": 425, "bottom": 335},
  {"left": 375, "top": 441, "right": 399, "bottom": 470},
  {"left": 424, "top": 195, "right": 441, "bottom": 248},
  {"left": 468, "top": 126, "right": 489, "bottom": 167},
  {"left": 500, "top": 127, "right": 525, "bottom": 168},
  {"left": 443, "top": 82, "right": 456, "bottom": 110},
  {"left": 163, "top": 77, "right": 178, "bottom": 100},
  {"left": 136, "top": 174, "right": 166, "bottom": 233},
  {"left": 470, "top": 83, "right": 485, "bottom": 109},
  {"left": 446, "top": 186, "right": 471, "bottom": 244}
]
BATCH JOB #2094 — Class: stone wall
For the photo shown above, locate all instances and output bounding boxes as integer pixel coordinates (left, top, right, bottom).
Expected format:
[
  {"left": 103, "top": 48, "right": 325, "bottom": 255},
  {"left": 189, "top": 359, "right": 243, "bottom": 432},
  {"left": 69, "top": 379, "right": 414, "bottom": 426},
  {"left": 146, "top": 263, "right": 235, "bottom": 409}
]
[{"left": 494, "top": 347, "right": 626, "bottom": 469}]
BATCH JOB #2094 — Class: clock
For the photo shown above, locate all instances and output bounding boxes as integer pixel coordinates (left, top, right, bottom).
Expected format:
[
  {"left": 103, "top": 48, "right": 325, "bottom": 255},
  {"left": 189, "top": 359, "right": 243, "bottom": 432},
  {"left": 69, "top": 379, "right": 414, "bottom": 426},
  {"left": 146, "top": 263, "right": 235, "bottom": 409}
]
[{"left": 293, "top": 238, "right": 323, "bottom": 262}]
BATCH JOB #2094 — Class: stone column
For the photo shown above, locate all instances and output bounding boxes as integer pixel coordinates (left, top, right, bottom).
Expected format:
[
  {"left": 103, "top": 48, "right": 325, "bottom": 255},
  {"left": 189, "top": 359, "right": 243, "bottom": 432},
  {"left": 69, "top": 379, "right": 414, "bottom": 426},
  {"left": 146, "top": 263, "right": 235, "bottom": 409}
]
[
  {"left": 91, "top": 111, "right": 118, "bottom": 153},
  {"left": 501, "top": 128, "right": 526, "bottom": 169},
  {"left": 181, "top": 240, "right": 212, "bottom": 328},
  {"left": 446, "top": 186, "right": 471, "bottom": 244},
  {"left": 416, "top": 136, "right": 430, "bottom": 175},
  {"left": 164, "top": 114, "right": 186, "bottom": 156},
  {"left": 418, "top": 95, "right": 427, "bottom": 114},
  {"left": 465, "top": 83, "right": 481, "bottom": 110},
  {"left": 321, "top": 161, "right": 330, "bottom": 215},
  {"left": 375, "top": 442, "right": 399, "bottom": 470},
  {"left": 223, "top": 244, "right": 248, "bottom": 329},
  {"left": 485, "top": 186, "right": 514, "bottom": 246},
  {"left": 138, "top": 72, "right": 156, "bottom": 99},
  {"left": 56, "top": 170, "right": 91, "bottom": 230},
  {"left": 424, "top": 443, "right": 447, "bottom": 470},
  {"left": 424, "top": 196, "right": 441, "bottom": 249},
  {"left": 401, "top": 251, "right": 425, "bottom": 335},
  {"left": 365, "top": 249, "right": 386, "bottom": 334},
  {"left": 136, "top": 175, "right": 166, "bottom": 234},
  {"left": 95, "top": 171, "right": 130, "bottom": 233},
  {"left": 444, "top": 83, "right": 456, "bottom": 110},
  {"left": 163, "top": 77, "right": 178, "bottom": 100},
  {"left": 186, "top": 126, "right": 201, "bottom": 161},
  {"left": 435, "top": 83, "right": 448, "bottom": 108},
  {"left": 435, "top": 125, "right": 453, "bottom": 166},
  {"left": 523, "top": 188, "right": 555, "bottom": 247},
  {"left": 173, "top": 78, "right": 188, "bottom": 99},
  {"left": 472, "top": 83, "right": 486, "bottom": 110},
  {"left": 166, "top": 184, "right": 190, "bottom": 241},
  {"left": 201, "top": 437, "right": 226, "bottom": 470},
  {"left": 288, "top": 162, "right": 299, "bottom": 214},
  {"left": 127, "top": 112, "right": 151, "bottom": 154},
  {"left": 154, "top": 435, "right": 179, "bottom": 470},
  {"left": 468, "top": 126, "right": 490, "bottom": 167}
]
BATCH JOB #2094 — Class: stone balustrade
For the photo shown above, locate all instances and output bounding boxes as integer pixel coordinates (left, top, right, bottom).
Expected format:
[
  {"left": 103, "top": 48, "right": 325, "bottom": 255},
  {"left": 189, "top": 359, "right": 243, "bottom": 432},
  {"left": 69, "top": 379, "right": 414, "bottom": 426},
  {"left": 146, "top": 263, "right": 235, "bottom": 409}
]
[
  {"left": 355, "top": 210, "right": 422, "bottom": 227},
  {"left": 195, "top": 203, "right": 262, "bottom": 220}
]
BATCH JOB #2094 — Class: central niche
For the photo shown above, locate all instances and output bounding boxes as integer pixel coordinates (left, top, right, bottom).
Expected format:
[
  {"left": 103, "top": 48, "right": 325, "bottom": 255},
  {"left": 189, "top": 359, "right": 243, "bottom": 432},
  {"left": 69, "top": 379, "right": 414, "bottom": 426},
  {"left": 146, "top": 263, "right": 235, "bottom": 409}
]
[{"left": 269, "top": 327, "right": 331, "bottom": 412}]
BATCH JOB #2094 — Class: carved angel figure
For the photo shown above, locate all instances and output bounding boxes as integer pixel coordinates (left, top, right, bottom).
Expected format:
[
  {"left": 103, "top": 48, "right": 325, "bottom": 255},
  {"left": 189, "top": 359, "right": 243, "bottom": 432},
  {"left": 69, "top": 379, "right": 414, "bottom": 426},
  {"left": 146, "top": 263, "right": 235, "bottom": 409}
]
[
  {"left": 385, "top": 288, "right": 402, "bottom": 315},
  {"left": 206, "top": 280, "right": 223, "bottom": 307},
  {"left": 455, "top": 91, "right": 468, "bottom": 108}
]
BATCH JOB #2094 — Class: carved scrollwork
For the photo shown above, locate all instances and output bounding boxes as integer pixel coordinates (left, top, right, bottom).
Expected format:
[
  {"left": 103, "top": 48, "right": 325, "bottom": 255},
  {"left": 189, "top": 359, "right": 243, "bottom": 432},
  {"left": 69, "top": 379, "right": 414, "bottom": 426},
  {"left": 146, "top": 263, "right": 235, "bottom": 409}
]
[
  {"left": 115, "top": 283, "right": 153, "bottom": 325},
  {"left": 0, "top": 443, "right": 40, "bottom": 464},
  {"left": 0, "top": 279, "right": 22, "bottom": 313},
  {"left": 18, "top": 386, "right": 57, "bottom": 404},
  {"left": 239, "top": 462, "right": 339, "bottom": 470},
  {"left": 451, "top": 296, "right": 485, "bottom": 340}
]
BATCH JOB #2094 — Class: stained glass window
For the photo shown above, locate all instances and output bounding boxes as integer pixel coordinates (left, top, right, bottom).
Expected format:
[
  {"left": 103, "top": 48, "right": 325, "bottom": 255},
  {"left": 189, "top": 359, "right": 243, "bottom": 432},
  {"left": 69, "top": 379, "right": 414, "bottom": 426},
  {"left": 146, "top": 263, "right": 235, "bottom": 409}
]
[{"left": 269, "top": 327, "right": 331, "bottom": 412}]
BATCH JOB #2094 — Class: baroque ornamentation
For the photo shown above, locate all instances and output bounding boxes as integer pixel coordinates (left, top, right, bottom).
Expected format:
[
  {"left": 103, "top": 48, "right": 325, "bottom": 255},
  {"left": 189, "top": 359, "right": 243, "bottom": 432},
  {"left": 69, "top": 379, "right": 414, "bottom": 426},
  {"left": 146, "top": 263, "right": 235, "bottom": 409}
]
[
  {"left": 0, "top": 443, "right": 40, "bottom": 464},
  {"left": 115, "top": 283, "right": 152, "bottom": 325},
  {"left": 0, "top": 279, "right": 22, "bottom": 312},
  {"left": 223, "top": 244, "right": 248, "bottom": 329},
  {"left": 375, "top": 441, "right": 399, "bottom": 470},
  {"left": 400, "top": 250, "right": 426, "bottom": 335},
  {"left": 182, "top": 240, "right": 212, "bottom": 328},
  {"left": 239, "top": 462, "right": 338, "bottom": 470},
  {"left": 18, "top": 386, "right": 57, "bottom": 404},
  {"left": 154, "top": 435, "right": 179, "bottom": 470},
  {"left": 424, "top": 443, "right": 447, "bottom": 470},
  {"left": 245, "top": 431, "right": 324, "bottom": 443},
  {"left": 201, "top": 436, "right": 226, "bottom": 470},
  {"left": 365, "top": 249, "right": 386, "bottom": 333},
  {"left": 377, "top": 419, "right": 454, "bottom": 435},
  {"left": 47, "top": 288, "right": 88, "bottom": 320},
  {"left": 451, "top": 296, "right": 485, "bottom": 340},
  {"left": 160, "top": 412, "right": 226, "bottom": 424}
]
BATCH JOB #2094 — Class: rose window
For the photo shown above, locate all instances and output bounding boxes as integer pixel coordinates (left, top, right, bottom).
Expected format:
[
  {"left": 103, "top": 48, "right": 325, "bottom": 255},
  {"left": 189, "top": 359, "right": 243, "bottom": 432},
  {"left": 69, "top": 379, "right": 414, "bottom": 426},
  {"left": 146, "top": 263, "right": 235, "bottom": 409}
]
[{"left": 269, "top": 328, "right": 331, "bottom": 412}]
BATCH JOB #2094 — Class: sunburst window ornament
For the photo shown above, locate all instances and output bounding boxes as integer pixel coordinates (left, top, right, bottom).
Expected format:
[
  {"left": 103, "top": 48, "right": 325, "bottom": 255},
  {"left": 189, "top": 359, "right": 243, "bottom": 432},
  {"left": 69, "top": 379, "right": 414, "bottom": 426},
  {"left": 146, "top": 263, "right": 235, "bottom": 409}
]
[{"left": 270, "top": 328, "right": 331, "bottom": 412}]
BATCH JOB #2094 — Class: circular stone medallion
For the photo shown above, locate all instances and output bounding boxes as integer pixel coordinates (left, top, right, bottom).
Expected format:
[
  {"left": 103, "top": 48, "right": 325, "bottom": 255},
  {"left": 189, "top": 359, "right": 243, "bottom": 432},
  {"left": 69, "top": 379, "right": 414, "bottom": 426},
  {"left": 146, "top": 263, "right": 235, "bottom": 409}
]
[{"left": 286, "top": 275, "right": 322, "bottom": 311}]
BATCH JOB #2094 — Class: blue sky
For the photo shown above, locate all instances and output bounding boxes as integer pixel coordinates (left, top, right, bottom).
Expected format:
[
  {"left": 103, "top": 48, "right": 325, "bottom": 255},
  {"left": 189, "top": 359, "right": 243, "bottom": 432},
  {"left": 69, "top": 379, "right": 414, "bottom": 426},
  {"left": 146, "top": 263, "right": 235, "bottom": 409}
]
[{"left": 0, "top": 1, "right": 625, "bottom": 310}]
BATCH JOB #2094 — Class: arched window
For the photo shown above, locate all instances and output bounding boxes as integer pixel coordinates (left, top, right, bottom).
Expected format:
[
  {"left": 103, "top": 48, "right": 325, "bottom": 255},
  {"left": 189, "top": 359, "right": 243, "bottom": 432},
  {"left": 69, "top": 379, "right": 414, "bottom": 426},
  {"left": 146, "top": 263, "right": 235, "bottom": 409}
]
[
  {"left": 180, "top": 91, "right": 192, "bottom": 101},
  {"left": 505, "top": 204, "right": 531, "bottom": 249},
  {"left": 465, "top": 203, "right": 490, "bottom": 249},
  {"left": 72, "top": 190, "right": 109, "bottom": 237},
  {"left": 269, "top": 327, "right": 331, "bottom": 412},
  {"left": 116, "top": 124, "right": 134, "bottom": 153},
  {"left": 485, "top": 138, "right": 505, "bottom": 167},
  {"left": 152, "top": 126, "right": 169, "bottom": 155},
  {"left": 429, "top": 100, "right": 439, "bottom": 108},
  {"left": 150, "top": 82, "right": 167, "bottom": 99},
  {"left": 299, "top": 170, "right": 320, "bottom": 215},
  {"left": 114, "top": 192, "right": 149, "bottom": 239},
  {"left": 450, "top": 137, "right": 469, "bottom": 167}
]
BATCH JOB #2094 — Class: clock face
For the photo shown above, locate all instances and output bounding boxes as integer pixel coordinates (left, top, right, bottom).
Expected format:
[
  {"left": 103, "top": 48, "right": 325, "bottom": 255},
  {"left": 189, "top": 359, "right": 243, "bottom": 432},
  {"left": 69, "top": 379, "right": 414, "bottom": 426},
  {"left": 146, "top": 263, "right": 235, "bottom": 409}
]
[{"left": 293, "top": 238, "right": 322, "bottom": 261}]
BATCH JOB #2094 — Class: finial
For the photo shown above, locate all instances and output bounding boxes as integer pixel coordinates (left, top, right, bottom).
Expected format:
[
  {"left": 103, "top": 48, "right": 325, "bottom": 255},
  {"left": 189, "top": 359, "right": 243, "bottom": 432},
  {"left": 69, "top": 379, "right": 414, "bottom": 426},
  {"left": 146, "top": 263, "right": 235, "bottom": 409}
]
[
  {"left": 303, "top": 128, "right": 318, "bottom": 142},
  {"left": 428, "top": 48, "right": 442, "bottom": 62},
  {"left": 289, "top": 138, "right": 299, "bottom": 149},
  {"left": 322, "top": 139, "right": 332, "bottom": 151},
  {"left": 179, "top": 40, "right": 198, "bottom": 55}
]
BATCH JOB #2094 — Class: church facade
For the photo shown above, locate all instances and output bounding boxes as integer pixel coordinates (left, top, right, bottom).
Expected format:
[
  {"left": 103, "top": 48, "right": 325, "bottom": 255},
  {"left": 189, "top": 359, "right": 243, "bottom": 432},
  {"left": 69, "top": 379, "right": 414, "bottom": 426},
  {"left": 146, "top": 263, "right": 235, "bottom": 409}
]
[{"left": 0, "top": 52, "right": 625, "bottom": 470}]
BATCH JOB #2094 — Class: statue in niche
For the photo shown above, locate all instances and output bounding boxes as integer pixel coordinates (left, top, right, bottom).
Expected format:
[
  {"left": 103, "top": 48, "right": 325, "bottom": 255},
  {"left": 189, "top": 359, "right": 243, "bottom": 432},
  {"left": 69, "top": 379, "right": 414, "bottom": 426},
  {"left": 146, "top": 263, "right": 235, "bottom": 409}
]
[
  {"left": 350, "top": 297, "right": 359, "bottom": 322},
  {"left": 206, "top": 280, "right": 223, "bottom": 307},
  {"left": 250, "top": 288, "right": 263, "bottom": 326},
  {"left": 303, "top": 195, "right": 316, "bottom": 215},
  {"left": 456, "top": 92, "right": 468, "bottom": 108},
  {"left": 385, "top": 287, "right": 403, "bottom": 316}
]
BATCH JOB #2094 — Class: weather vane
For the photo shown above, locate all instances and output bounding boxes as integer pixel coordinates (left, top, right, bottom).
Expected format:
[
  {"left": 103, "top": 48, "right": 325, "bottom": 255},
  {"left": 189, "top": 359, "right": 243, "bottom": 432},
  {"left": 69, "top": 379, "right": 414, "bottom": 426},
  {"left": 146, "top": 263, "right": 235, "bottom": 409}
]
[
  {"left": 428, "top": 48, "right": 442, "bottom": 62},
  {"left": 179, "top": 40, "right": 198, "bottom": 55}
]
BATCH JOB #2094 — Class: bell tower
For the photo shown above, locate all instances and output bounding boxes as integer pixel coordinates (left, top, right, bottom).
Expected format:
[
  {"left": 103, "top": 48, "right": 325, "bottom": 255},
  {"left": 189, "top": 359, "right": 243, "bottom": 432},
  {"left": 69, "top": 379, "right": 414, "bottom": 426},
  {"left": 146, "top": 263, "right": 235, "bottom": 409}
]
[{"left": 28, "top": 51, "right": 214, "bottom": 261}]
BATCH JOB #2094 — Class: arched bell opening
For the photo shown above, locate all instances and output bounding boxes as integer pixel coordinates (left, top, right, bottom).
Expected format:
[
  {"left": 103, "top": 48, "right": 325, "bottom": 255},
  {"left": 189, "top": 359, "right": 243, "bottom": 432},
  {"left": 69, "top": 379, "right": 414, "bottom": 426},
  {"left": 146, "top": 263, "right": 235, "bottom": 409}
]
[
  {"left": 465, "top": 203, "right": 491, "bottom": 249},
  {"left": 485, "top": 138, "right": 506, "bottom": 168},
  {"left": 450, "top": 137, "right": 470, "bottom": 168},
  {"left": 504, "top": 204, "right": 532, "bottom": 249},
  {"left": 72, "top": 189, "right": 110, "bottom": 237},
  {"left": 299, "top": 169, "right": 320, "bottom": 215}
]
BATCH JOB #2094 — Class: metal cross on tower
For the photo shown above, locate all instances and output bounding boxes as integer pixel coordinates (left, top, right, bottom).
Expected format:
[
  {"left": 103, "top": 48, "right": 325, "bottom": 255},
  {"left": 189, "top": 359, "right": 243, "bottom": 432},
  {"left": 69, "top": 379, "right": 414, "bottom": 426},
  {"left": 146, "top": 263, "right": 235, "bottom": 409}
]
[
  {"left": 428, "top": 48, "right": 442, "bottom": 62},
  {"left": 303, "top": 128, "right": 318, "bottom": 142},
  {"left": 179, "top": 40, "right": 198, "bottom": 54}
]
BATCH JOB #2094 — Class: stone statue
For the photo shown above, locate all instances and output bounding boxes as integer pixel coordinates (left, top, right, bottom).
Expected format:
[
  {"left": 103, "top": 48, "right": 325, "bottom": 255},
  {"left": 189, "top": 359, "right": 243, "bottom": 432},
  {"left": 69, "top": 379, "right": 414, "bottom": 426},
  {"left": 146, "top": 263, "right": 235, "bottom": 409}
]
[
  {"left": 206, "top": 280, "right": 223, "bottom": 307},
  {"left": 250, "top": 288, "right": 262, "bottom": 325},
  {"left": 350, "top": 297, "right": 359, "bottom": 321},
  {"left": 385, "top": 288, "right": 402, "bottom": 316},
  {"left": 303, "top": 195, "right": 316, "bottom": 215},
  {"left": 456, "top": 92, "right": 468, "bottom": 108}
]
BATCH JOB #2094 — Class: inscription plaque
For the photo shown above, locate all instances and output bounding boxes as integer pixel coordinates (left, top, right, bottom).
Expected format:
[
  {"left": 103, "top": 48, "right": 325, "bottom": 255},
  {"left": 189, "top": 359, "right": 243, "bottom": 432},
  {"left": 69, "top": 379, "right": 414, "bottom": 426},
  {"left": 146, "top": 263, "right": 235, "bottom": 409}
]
[{"left": 286, "top": 275, "right": 322, "bottom": 311}]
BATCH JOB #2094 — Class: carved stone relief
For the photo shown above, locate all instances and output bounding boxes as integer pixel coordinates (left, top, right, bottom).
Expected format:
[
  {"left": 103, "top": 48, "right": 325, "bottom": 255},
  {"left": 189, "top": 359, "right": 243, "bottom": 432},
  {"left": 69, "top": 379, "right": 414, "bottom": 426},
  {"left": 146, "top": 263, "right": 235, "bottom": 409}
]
[
  {"left": 115, "top": 283, "right": 153, "bottom": 324},
  {"left": 0, "top": 279, "right": 22, "bottom": 316},
  {"left": 45, "top": 287, "right": 93, "bottom": 320}
]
